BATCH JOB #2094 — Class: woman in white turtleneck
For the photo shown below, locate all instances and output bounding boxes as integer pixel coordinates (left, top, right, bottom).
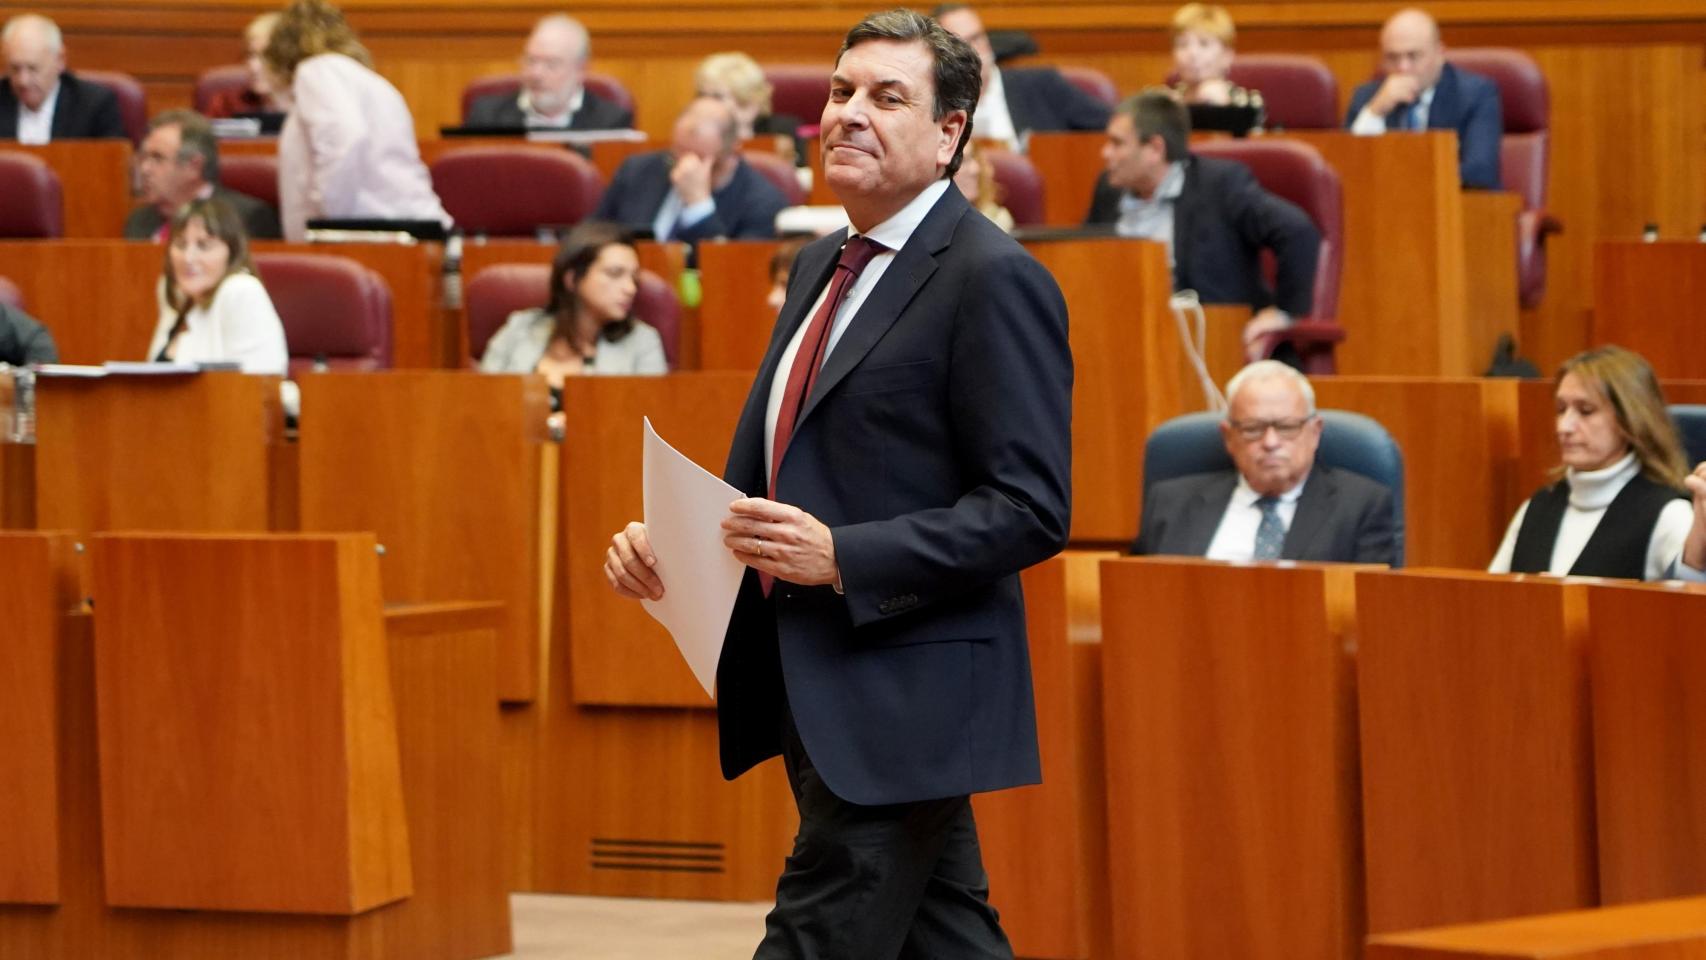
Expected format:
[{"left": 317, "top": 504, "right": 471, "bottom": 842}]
[{"left": 1490, "top": 345, "right": 1705, "bottom": 581}]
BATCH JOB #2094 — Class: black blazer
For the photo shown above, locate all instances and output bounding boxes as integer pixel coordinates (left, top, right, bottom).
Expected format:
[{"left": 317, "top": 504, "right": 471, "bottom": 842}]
[
  {"left": 1085, "top": 154, "right": 1321, "bottom": 316},
  {"left": 463, "top": 89, "right": 633, "bottom": 130},
  {"left": 1345, "top": 62, "right": 1503, "bottom": 190},
  {"left": 593, "top": 150, "right": 788, "bottom": 243},
  {"left": 0, "top": 303, "right": 58, "bottom": 365},
  {"left": 122, "top": 185, "right": 283, "bottom": 240},
  {"left": 0, "top": 71, "right": 126, "bottom": 141},
  {"left": 1001, "top": 67, "right": 1112, "bottom": 136},
  {"left": 717, "top": 185, "right": 1073, "bottom": 806},
  {"left": 1132, "top": 464, "right": 1396, "bottom": 564}
]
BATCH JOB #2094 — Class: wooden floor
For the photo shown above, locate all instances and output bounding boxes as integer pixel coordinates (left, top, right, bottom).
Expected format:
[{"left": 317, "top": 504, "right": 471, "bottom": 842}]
[{"left": 499, "top": 894, "right": 772, "bottom": 960}]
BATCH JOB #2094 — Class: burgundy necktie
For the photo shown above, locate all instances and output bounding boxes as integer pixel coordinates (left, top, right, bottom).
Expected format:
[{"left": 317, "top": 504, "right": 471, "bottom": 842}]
[{"left": 761, "top": 234, "right": 888, "bottom": 595}]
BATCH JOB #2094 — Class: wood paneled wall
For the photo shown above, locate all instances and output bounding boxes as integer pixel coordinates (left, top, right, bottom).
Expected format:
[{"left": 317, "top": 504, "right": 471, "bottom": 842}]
[{"left": 27, "top": 2, "right": 1706, "bottom": 372}]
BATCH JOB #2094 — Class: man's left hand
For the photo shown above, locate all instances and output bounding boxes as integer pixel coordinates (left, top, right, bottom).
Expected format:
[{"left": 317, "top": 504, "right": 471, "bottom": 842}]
[
  {"left": 1242, "top": 307, "right": 1292, "bottom": 362},
  {"left": 722, "top": 497, "right": 840, "bottom": 587}
]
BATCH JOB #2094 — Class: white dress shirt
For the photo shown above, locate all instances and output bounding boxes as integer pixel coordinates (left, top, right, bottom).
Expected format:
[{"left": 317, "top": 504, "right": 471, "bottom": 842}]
[
  {"left": 1204, "top": 471, "right": 1309, "bottom": 563},
  {"left": 16, "top": 81, "right": 59, "bottom": 145},
  {"left": 975, "top": 68, "right": 1020, "bottom": 151},
  {"left": 763, "top": 178, "right": 949, "bottom": 478},
  {"left": 1350, "top": 84, "right": 1437, "bottom": 135},
  {"left": 1488, "top": 452, "right": 1701, "bottom": 581}
]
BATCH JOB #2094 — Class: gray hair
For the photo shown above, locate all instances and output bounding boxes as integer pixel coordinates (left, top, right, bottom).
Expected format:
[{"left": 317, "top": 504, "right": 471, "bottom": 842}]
[
  {"left": 2, "top": 14, "right": 64, "bottom": 53},
  {"left": 1224, "top": 360, "right": 1316, "bottom": 414},
  {"left": 533, "top": 14, "right": 590, "bottom": 63}
]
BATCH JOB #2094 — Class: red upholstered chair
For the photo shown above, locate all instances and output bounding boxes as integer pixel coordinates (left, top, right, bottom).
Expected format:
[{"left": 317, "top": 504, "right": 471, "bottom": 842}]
[
  {"left": 1225, "top": 54, "right": 1340, "bottom": 130},
  {"left": 1057, "top": 65, "right": 1118, "bottom": 107},
  {"left": 193, "top": 64, "right": 251, "bottom": 115},
  {"left": 459, "top": 73, "right": 635, "bottom": 123},
  {"left": 464, "top": 262, "right": 680, "bottom": 369},
  {"left": 982, "top": 149, "right": 1045, "bottom": 226},
  {"left": 430, "top": 146, "right": 604, "bottom": 237},
  {"left": 220, "top": 153, "right": 280, "bottom": 210},
  {"left": 78, "top": 69, "right": 148, "bottom": 143},
  {"left": 252, "top": 253, "right": 393, "bottom": 374},
  {"left": 741, "top": 150, "right": 806, "bottom": 206},
  {"left": 0, "top": 276, "right": 24, "bottom": 310},
  {"left": 1192, "top": 138, "right": 1345, "bottom": 373},
  {"left": 0, "top": 151, "right": 64, "bottom": 238},
  {"left": 764, "top": 64, "right": 833, "bottom": 134},
  {"left": 1446, "top": 47, "right": 1560, "bottom": 308}
]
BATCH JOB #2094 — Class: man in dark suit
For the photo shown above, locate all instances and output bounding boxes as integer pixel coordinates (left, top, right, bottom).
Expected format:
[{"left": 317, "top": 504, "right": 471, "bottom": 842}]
[
  {"left": 593, "top": 96, "right": 787, "bottom": 245},
  {"left": 123, "top": 110, "right": 280, "bottom": 240},
  {"left": 1, "top": 14, "right": 124, "bottom": 142},
  {"left": 933, "top": 3, "right": 1109, "bottom": 149},
  {"left": 1133, "top": 361, "right": 1396, "bottom": 564},
  {"left": 1086, "top": 90, "right": 1320, "bottom": 362},
  {"left": 464, "top": 14, "right": 631, "bottom": 130},
  {"left": 606, "top": 11, "right": 1071, "bottom": 958},
  {"left": 1344, "top": 8, "right": 1502, "bottom": 189}
]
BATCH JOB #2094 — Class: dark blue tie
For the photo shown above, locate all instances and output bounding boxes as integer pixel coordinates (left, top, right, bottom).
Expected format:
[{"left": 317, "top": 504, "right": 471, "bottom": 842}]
[{"left": 1254, "top": 496, "right": 1285, "bottom": 561}]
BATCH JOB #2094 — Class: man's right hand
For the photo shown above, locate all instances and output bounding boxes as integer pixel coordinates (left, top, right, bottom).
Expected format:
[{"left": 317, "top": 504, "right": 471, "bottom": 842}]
[
  {"left": 1369, "top": 74, "right": 1421, "bottom": 117},
  {"left": 605, "top": 521, "right": 664, "bottom": 600}
]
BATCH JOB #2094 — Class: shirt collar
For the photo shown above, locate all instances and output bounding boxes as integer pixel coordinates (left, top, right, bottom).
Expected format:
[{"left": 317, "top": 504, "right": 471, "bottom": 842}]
[
  {"left": 855, "top": 178, "right": 950, "bottom": 252},
  {"left": 986, "top": 65, "right": 1005, "bottom": 104},
  {"left": 518, "top": 86, "right": 585, "bottom": 125},
  {"left": 1231, "top": 468, "right": 1310, "bottom": 508},
  {"left": 1119, "top": 160, "right": 1186, "bottom": 210}
]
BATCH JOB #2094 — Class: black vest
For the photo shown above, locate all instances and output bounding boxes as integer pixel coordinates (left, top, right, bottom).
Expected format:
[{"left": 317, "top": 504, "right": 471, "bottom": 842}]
[{"left": 1509, "top": 472, "right": 1685, "bottom": 580}]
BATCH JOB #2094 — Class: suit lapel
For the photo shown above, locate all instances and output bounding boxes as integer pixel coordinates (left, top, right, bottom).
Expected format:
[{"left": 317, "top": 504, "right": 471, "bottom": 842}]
[
  {"left": 1280, "top": 468, "right": 1335, "bottom": 560},
  {"left": 1426, "top": 65, "right": 1460, "bottom": 131},
  {"left": 1181, "top": 472, "right": 1238, "bottom": 555},
  {"left": 49, "top": 75, "right": 74, "bottom": 139},
  {"left": 1171, "top": 158, "right": 1201, "bottom": 289}
]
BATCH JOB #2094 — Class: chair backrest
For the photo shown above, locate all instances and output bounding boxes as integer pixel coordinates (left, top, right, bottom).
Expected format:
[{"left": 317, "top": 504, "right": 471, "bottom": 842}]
[
  {"left": 220, "top": 153, "right": 280, "bottom": 211},
  {"left": 77, "top": 69, "right": 148, "bottom": 143},
  {"left": 0, "top": 276, "right": 23, "bottom": 310},
  {"left": 1057, "top": 65, "right": 1119, "bottom": 107},
  {"left": 983, "top": 149, "right": 1046, "bottom": 226},
  {"left": 1143, "top": 409, "right": 1407, "bottom": 564},
  {"left": 430, "top": 145, "right": 604, "bottom": 237},
  {"left": 740, "top": 150, "right": 806, "bottom": 207},
  {"left": 1672, "top": 405, "right": 1706, "bottom": 467},
  {"left": 1191, "top": 138, "right": 1343, "bottom": 321},
  {"left": 464, "top": 262, "right": 680, "bottom": 369},
  {"left": 0, "top": 151, "right": 64, "bottom": 238},
  {"left": 1445, "top": 48, "right": 1550, "bottom": 212},
  {"left": 1225, "top": 54, "right": 1340, "bottom": 130},
  {"left": 252, "top": 253, "right": 393, "bottom": 374},
  {"left": 459, "top": 73, "right": 634, "bottom": 123},
  {"left": 763, "top": 64, "right": 833, "bottom": 130},
  {"left": 193, "top": 64, "right": 251, "bottom": 115}
]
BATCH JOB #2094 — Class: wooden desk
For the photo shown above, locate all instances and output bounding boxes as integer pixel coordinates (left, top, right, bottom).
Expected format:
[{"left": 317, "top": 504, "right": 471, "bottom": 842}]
[
  {"left": 1101, "top": 557, "right": 1367, "bottom": 960},
  {"left": 1356, "top": 569, "right": 1597, "bottom": 934},
  {"left": 1368, "top": 896, "right": 1706, "bottom": 960},
  {"left": 296, "top": 371, "right": 554, "bottom": 704},
  {"left": 1588, "top": 580, "right": 1706, "bottom": 905},
  {"left": 6, "top": 141, "right": 134, "bottom": 239},
  {"left": 976, "top": 551, "right": 1113, "bottom": 960},
  {"left": 1593, "top": 241, "right": 1706, "bottom": 381},
  {"left": 697, "top": 239, "right": 780, "bottom": 372}
]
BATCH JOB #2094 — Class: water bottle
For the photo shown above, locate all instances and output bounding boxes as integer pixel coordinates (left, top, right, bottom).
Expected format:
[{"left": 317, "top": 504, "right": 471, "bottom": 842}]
[{"left": 10, "top": 367, "right": 35, "bottom": 444}]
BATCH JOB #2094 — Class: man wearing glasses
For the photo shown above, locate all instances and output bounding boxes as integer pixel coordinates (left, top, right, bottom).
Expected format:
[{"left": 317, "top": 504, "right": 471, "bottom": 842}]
[
  {"left": 465, "top": 14, "right": 631, "bottom": 131},
  {"left": 1132, "top": 360, "right": 1396, "bottom": 564}
]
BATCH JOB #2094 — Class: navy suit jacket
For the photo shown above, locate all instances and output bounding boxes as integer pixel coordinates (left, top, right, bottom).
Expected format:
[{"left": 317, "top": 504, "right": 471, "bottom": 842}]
[
  {"left": 593, "top": 150, "right": 787, "bottom": 243},
  {"left": 1085, "top": 154, "right": 1321, "bottom": 316},
  {"left": 716, "top": 185, "right": 1073, "bottom": 806},
  {"left": 1345, "top": 62, "right": 1503, "bottom": 190},
  {"left": 1132, "top": 464, "right": 1396, "bottom": 564},
  {"left": 0, "top": 71, "right": 125, "bottom": 141},
  {"left": 463, "top": 89, "right": 633, "bottom": 131},
  {"left": 1001, "top": 67, "right": 1111, "bottom": 137}
]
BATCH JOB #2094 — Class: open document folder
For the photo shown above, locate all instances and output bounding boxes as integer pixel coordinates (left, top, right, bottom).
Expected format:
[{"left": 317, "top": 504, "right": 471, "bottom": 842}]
[{"left": 640, "top": 417, "right": 746, "bottom": 698}]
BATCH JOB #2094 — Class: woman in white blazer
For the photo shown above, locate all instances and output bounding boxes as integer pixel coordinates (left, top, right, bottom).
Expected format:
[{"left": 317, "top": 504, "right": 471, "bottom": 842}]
[
  {"left": 480, "top": 222, "right": 667, "bottom": 409},
  {"left": 148, "top": 197, "right": 288, "bottom": 373},
  {"left": 262, "top": 0, "right": 450, "bottom": 242}
]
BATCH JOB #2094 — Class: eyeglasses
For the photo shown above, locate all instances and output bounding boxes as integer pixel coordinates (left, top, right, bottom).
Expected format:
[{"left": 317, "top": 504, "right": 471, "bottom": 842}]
[{"left": 1227, "top": 415, "right": 1315, "bottom": 441}]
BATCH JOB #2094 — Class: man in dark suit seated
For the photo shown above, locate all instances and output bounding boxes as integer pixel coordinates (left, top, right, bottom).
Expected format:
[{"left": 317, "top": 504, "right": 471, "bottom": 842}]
[
  {"left": 593, "top": 96, "right": 788, "bottom": 245},
  {"left": 464, "top": 14, "right": 632, "bottom": 131},
  {"left": 1134, "top": 361, "right": 1396, "bottom": 564},
  {"left": 933, "top": 3, "right": 1110, "bottom": 150},
  {"left": 1086, "top": 90, "right": 1320, "bottom": 361},
  {"left": 1344, "top": 8, "right": 1502, "bottom": 189},
  {"left": 1, "top": 14, "right": 124, "bottom": 143},
  {"left": 123, "top": 110, "right": 280, "bottom": 241}
]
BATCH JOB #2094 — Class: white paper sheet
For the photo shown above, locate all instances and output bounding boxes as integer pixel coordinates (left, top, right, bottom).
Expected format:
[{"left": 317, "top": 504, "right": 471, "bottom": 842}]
[{"left": 640, "top": 417, "right": 746, "bottom": 699}]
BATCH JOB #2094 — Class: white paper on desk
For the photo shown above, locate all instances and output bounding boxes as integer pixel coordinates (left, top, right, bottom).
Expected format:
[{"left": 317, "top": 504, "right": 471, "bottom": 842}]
[{"left": 640, "top": 417, "right": 745, "bottom": 699}]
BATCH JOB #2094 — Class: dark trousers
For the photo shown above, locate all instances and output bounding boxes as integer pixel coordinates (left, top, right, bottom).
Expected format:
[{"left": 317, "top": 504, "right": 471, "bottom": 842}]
[{"left": 753, "top": 706, "right": 1014, "bottom": 960}]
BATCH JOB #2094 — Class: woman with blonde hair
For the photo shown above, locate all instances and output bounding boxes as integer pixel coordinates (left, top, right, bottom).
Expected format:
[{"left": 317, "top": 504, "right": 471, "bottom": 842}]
[
  {"left": 1490, "top": 345, "right": 1705, "bottom": 581},
  {"left": 1170, "top": 3, "right": 1265, "bottom": 124},
  {"left": 205, "top": 12, "right": 286, "bottom": 117},
  {"left": 263, "top": 0, "right": 449, "bottom": 241}
]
